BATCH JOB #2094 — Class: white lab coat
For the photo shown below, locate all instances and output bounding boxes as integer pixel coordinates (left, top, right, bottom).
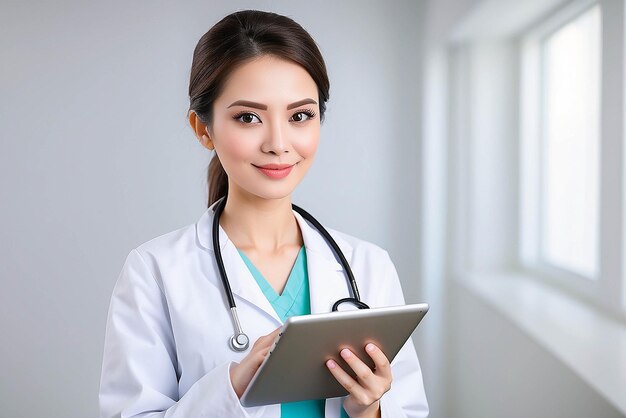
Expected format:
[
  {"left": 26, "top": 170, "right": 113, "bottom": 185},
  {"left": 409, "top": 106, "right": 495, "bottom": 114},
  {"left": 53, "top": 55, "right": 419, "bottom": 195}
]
[{"left": 99, "top": 200, "right": 429, "bottom": 418}]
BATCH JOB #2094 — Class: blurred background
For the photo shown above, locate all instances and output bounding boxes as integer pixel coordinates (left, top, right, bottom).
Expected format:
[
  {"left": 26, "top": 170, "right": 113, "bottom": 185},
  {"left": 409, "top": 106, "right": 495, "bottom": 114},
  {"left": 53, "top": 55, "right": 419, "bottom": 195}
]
[{"left": 1, "top": 0, "right": 625, "bottom": 417}]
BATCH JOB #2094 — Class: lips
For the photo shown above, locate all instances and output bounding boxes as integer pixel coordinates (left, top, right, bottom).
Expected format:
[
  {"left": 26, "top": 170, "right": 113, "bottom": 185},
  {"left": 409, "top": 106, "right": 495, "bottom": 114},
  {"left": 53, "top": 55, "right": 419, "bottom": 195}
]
[
  {"left": 253, "top": 163, "right": 295, "bottom": 179},
  {"left": 254, "top": 163, "right": 294, "bottom": 170}
]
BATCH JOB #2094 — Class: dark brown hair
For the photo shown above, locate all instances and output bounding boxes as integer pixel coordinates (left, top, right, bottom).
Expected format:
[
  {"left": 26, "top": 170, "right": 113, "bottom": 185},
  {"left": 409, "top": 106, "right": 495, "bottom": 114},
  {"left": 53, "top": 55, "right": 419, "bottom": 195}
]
[{"left": 188, "top": 10, "right": 330, "bottom": 207}]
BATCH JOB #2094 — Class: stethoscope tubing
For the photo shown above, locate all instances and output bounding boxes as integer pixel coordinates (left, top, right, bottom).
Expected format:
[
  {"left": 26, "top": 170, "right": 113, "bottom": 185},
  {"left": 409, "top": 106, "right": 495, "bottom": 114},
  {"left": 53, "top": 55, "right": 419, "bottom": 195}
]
[
  {"left": 211, "top": 196, "right": 369, "bottom": 352},
  {"left": 212, "top": 197, "right": 237, "bottom": 308}
]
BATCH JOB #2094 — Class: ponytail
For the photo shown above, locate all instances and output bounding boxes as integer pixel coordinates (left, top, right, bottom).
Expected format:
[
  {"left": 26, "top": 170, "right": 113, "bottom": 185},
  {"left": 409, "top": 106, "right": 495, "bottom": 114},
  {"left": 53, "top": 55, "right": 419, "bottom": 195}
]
[{"left": 207, "top": 154, "right": 228, "bottom": 207}]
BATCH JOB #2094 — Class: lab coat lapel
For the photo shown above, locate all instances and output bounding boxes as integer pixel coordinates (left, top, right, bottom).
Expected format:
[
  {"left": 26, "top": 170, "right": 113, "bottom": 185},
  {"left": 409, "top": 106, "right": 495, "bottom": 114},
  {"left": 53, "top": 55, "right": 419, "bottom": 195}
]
[
  {"left": 196, "top": 203, "right": 282, "bottom": 325},
  {"left": 293, "top": 211, "right": 354, "bottom": 314},
  {"left": 221, "top": 240, "right": 283, "bottom": 324}
]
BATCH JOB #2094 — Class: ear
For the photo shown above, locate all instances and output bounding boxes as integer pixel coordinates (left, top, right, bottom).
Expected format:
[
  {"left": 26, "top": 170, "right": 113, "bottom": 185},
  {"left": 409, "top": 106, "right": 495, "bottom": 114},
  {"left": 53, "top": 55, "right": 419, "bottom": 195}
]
[{"left": 188, "top": 110, "right": 215, "bottom": 151}]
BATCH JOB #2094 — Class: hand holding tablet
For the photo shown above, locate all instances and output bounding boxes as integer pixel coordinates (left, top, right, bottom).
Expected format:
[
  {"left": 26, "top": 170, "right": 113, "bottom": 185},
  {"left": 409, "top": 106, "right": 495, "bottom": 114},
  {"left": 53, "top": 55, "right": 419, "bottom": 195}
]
[
  {"left": 240, "top": 303, "right": 429, "bottom": 407},
  {"left": 326, "top": 342, "right": 393, "bottom": 417}
]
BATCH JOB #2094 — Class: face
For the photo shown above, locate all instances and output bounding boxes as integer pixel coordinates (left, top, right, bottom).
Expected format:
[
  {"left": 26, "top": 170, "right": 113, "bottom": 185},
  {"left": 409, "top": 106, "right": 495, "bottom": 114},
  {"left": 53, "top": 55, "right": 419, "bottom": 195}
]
[{"left": 196, "top": 55, "right": 321, "bottom": 202}]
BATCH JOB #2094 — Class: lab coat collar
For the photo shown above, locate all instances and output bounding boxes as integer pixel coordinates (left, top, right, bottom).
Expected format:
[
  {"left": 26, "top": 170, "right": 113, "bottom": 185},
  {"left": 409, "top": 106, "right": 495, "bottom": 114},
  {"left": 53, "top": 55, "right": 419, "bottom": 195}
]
[
  {"left": 196, "top": 199, "right": 354, "bottom": 317},
  {"left": 292, "top": 210, "right": 354, "bottom": 314},
  {"left": 196, "top": 199, "right": 230, "bottom": 253}
]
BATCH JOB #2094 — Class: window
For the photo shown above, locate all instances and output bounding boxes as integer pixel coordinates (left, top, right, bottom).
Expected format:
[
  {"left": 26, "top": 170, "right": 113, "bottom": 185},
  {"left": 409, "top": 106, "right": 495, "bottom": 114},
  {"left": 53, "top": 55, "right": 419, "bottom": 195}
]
[
  {"left": 519, "top": 0, "right": 626, "bottom": 316},
  {"left": 540, "top": 5, "right": 601, "bottom": 279},
  {"left": 447, "top": 0, "right": 625, "bottom": 317},
  {"left": 442, "top": 0, "right": 626, "bottom": 412}
]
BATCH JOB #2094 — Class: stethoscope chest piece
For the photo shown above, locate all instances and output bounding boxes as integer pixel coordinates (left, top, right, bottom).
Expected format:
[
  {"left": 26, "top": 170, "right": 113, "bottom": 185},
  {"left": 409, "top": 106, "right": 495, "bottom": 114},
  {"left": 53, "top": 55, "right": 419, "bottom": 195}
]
[{"left": 230, "top": 333, "right": 250, "bottom": 352}]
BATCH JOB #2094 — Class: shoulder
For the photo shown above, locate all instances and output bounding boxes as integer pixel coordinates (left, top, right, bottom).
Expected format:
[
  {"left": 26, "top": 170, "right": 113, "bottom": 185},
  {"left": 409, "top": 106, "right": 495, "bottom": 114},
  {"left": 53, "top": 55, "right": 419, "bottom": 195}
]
[
  {"left": 134, "top": 223, "right": 195, "bottom": 256},
  {"left": 122, "top": 219, "right": 198, "bottom": 280},
  {"left": 325, "top": 226, "right": 393, "bottom": 266},
  {"left": 326, "top": 226, "right": 389, "bottom": 254},
  {"left": 115, "top": 221, "right": 198, "bottom": 292},
  {"left": 324, "top": 227, "right": 404, "bottom": 306}
]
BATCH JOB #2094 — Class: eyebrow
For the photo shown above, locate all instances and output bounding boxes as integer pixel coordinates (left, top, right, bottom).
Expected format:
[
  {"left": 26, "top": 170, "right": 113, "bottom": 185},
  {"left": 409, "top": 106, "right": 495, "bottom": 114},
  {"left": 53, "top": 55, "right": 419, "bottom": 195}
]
[{"left": 227, "top": 98, "right": 317, "bottom": 111}]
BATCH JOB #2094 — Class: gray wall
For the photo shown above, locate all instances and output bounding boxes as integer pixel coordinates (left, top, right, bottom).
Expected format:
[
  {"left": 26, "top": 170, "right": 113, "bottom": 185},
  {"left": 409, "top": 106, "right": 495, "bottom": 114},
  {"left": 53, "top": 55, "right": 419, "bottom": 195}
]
[{"left": 0, "top": 1, "right": 424, "bottom": 417}]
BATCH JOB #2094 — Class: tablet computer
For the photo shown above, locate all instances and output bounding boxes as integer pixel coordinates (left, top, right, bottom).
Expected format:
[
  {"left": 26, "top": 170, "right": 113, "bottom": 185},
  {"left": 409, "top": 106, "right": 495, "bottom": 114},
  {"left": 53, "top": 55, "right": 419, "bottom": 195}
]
[{"left": 240, "top": 303, "right": 429, "bottom": 407}]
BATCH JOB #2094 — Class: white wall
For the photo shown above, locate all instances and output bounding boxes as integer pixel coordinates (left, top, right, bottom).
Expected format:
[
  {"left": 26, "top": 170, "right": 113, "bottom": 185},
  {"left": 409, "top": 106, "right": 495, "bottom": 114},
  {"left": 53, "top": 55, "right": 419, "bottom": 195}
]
[
  {"left": 447, "top": 284, "right": 624, "bottom": 418},
  {"left": 418, "top": 1, "right": 483, "bottom": 415},
  {"left": 0, "top": 1, "right": 424, "bottom": 416}
]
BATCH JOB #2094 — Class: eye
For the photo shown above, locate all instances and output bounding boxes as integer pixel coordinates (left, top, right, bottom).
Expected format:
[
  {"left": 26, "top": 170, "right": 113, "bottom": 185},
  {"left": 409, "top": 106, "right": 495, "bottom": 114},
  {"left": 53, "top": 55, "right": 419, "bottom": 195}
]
[
  {"left": 233, "top": 112, "right": 261, "bottom": 124},
  {"left": 290, "top": 109, "right": 317, "bottom": 123}
]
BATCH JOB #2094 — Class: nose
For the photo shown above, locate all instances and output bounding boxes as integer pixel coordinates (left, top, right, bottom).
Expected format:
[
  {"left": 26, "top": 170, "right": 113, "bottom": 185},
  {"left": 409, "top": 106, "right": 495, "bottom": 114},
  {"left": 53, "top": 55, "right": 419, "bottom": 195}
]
[{"left": 261, "top": 118, "right": 290, "bottom": 155}]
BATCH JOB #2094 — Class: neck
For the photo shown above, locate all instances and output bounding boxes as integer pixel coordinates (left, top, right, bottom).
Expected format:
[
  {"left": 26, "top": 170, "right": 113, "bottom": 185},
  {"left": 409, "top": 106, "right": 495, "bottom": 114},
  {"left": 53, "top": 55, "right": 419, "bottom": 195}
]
[{"left": 219, "top": 190, "right": 302, "bottom": 253}]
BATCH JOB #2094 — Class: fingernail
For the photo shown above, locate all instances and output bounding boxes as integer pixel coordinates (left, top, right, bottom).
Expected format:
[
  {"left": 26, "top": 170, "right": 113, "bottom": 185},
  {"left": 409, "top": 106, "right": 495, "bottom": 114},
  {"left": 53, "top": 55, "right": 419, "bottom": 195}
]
[
  {"left": 340, "top": 349, "right": 351, "bottom": 359},
  {"left": 327, "top": 360, "right": 336, "bottom": 369},
  {"left": 366, "top": 343, "right": 375, "bottom": 352}
]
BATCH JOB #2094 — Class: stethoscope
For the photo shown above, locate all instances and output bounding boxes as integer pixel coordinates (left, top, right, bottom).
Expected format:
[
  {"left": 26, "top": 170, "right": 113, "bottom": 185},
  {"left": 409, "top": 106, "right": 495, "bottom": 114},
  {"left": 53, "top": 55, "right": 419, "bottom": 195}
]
[{"left": 211, "top": 196, "right": 370, "bottom": 352}]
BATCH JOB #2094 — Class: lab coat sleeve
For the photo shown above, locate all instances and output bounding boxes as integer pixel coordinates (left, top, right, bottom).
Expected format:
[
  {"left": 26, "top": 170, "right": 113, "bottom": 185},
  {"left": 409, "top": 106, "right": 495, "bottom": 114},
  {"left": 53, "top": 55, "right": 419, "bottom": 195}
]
[
  {"left": 377, "top": 251, "right": 429, "bottom": 418},
  {"left": 99, "top": 249, "right": 251, "bottom": 418}
]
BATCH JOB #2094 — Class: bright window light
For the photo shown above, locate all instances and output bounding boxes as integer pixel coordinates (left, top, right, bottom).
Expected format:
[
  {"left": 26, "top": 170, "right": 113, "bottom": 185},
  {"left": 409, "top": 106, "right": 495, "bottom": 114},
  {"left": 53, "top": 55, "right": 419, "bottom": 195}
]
[{"left": 540, "top": 5, "right": 601, "bottom": 278}]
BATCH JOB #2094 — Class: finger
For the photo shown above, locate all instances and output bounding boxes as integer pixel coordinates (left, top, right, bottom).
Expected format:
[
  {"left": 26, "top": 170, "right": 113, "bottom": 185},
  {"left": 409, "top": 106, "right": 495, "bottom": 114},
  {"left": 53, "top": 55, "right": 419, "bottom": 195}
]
[
  {"left": 364, "top": 343, "right": 391, "bottom": 378},
  {"left": 240, "top": 346, "right": 269, "bottom": 369},
  {"left": 230, "top": 345, "right": 272, "bottom": 399},
  {"left": 326, "top": 359, "right": 369, "bottom": 402},
  {"left": 268, "top": 326, "right": 282, "bottom": 337},
  {"left": 252, "top": 328, "right": 282, "bottom": 350},
  {"left": 261, "top": 327, "right": 282, "bottom": 343},
  {"left": 339, "top": 348, "right": 376, "bottom": 384}
]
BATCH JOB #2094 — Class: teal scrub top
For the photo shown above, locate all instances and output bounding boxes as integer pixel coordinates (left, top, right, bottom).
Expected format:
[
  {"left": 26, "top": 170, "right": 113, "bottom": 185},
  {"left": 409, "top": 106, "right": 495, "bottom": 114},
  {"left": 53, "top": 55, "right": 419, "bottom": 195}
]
[{"left": 237, "top": 246, "right": 349, "bottom": 418}]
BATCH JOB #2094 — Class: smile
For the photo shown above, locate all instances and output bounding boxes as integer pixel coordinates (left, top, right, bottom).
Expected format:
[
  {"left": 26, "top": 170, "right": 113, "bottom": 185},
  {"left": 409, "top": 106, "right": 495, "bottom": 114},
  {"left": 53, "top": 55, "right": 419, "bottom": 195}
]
[{"left": 252, "top": 163, "right": 295, "bottom": 179}]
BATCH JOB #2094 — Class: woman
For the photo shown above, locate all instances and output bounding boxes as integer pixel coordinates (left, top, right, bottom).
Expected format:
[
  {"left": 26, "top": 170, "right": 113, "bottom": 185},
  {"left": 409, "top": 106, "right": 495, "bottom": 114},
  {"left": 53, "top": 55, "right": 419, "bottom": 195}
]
[{"left": 99, "top": 9, "right": 428, "bottom": 418}]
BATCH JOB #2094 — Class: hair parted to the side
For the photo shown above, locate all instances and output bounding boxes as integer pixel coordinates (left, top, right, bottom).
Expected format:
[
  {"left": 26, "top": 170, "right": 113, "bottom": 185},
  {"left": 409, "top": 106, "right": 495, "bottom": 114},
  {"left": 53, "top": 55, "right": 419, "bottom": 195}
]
[{"left": 187, "top": 9, "right": 330, "bottom": 208}]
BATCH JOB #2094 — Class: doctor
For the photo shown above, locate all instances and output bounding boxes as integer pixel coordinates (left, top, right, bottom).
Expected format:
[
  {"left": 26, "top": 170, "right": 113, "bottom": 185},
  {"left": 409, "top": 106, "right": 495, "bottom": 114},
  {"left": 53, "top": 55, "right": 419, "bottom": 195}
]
[{"left": 99, "top": 9, "right": 428, "bottom": 418}]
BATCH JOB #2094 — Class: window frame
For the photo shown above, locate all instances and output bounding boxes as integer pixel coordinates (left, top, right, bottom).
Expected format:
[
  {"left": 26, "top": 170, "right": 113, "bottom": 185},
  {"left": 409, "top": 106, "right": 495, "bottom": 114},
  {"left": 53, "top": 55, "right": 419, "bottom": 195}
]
[{"left": 519, "top": 0, "right": 625, "bottom": 318}]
